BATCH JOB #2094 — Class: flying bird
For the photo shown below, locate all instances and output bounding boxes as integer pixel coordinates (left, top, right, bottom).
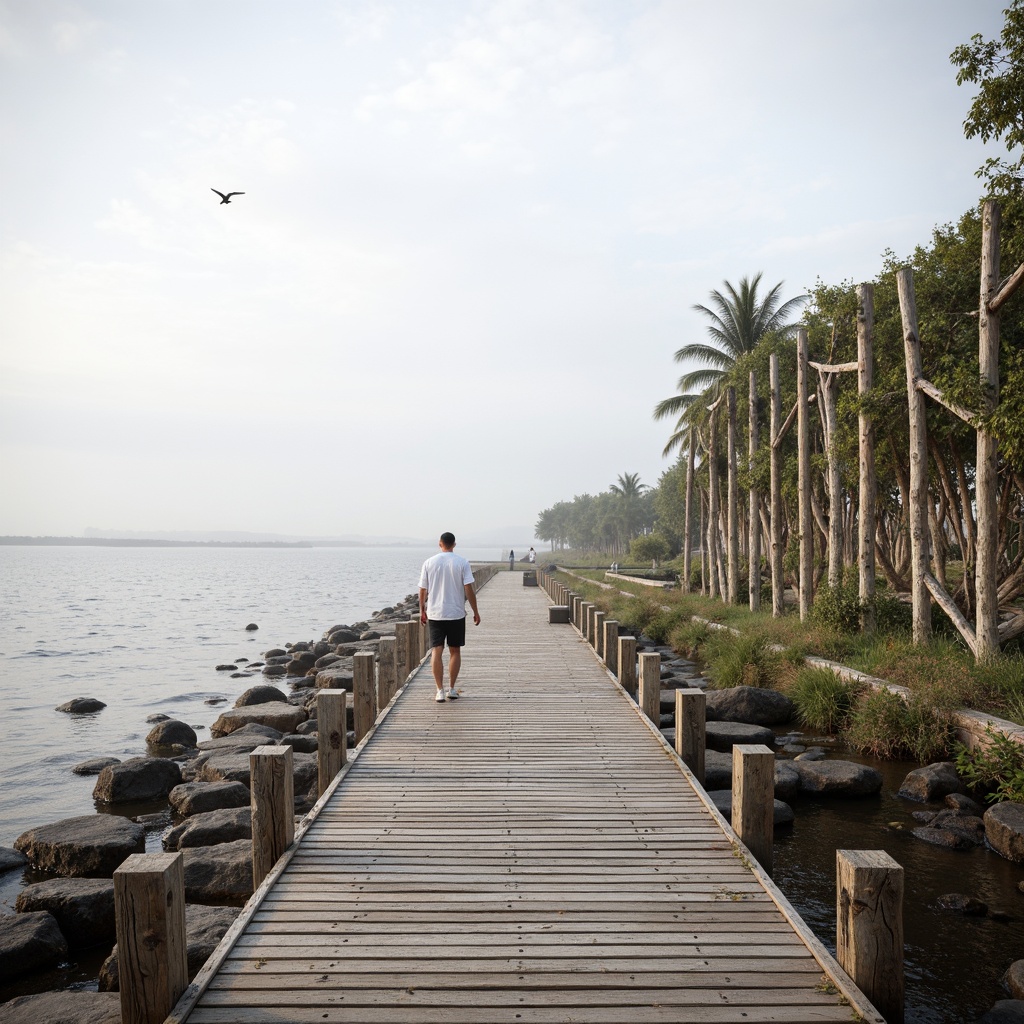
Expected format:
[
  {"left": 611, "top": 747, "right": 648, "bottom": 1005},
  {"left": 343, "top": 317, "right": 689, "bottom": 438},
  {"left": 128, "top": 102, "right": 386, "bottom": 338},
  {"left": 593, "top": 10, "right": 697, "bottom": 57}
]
[{"left": 211, "top": 189, "right": 245, "bottom": 204}]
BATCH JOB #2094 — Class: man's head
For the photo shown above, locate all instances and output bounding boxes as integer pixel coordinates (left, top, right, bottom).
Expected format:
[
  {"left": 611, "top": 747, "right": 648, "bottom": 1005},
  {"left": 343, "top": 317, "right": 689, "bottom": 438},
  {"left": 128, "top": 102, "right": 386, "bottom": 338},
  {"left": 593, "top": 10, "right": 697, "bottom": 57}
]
[{"left": 439, "top": 532, "right": 456, "bottom": 550}]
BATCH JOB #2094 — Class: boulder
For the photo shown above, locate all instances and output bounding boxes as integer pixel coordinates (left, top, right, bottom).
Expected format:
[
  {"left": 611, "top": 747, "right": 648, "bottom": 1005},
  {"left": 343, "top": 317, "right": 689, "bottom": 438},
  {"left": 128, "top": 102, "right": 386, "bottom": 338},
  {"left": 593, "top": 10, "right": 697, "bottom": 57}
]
[
  {"left": 795, "top": 747, "right": 827, "bottom": 762},
  {"left": 279, "top": 733, "right": 318, "bottom": 753},
  {"left": 263, "top": 648, "right": 287, "bottom": 658},
  {"left": 774, "top": 761, "right": 801, "bottom": 802},
  {"left": 946, "top": 792, "right": 985, "bottom": 816},
  {"left": 911, "top": 809, "right": 986, "bottom": 850},
  {"left": 235, "top": 684, "right": 288, "bottom": 707},
  {"left": 286, "top": 652, "right": 317, "bottom": 675},
  {"left": 93, "top": 757, "right": 182, "bottom": 803},
  {"left": 793, "top": 759, "right": 883, "bottom": 797},
  {"left": 146, "top": 719, "right": 198, "bottom": 748},
  {"left": 703, "top": 749, "right": 732, "bottom": 789},
  {"left": 314, "top": 653, "right": 342, "bottom": 670},
  {"left": 978, "top": 1001, "right": 1024, "bottom": 1023},
  {"left": 15, "top": 878, "right": 115, "bottom": 948},
  {"left": 55, "top": 698, "right": 105, "bottom": 714},
  {"left": 936, "top": 893, "right": 988, "bottom": 915},
  {"left": 14, "top": 815, "right": 144, "bottom": 877},
  {"left": 0, "top": 991, "right": 120, "bottom": 1024},
  {"left": 262, "top": 664, "right": 287, "bottom": 677},
  {"left": 215, "top": 664, "right": 236, "bottom": 671},
  {"left": 359, "top": 630, "right": 380, "bottom": 641},
  {"left": 163, "top": 807, "right": 251, "bottom": 850},
  {"left": 72, "top": 757, "right": 121, "bottom": 776},
  {"left": 1004, "top": 961, "right": 1024, "bottom": 1001},
  {"left": 146, "top": 713, "right": 171, "bottom": 723},
  {"left": 198, "top": 753, "right": 256, "bottom": 787},
  {"left": 327, "top": 628, "right": 360, "bottom": 644},
  {"left": 0, "top": 848, "right": 28, "bottom": 874},
  {"left": 704, "top": 721, "right": 774, "bottom": 752},
  {"left": 704, "top": 686, "right": 794, "bottom": 726},
  {"left": 706, "top": 790, "right": 794, "bottom": 826},
  {"left": 209, "top": 702, "right": 306, "bottom": 738},
  {"left": 245, "top": 623, "right": 259, "bottom": 631},
  {"left": 182, "top": 839, "right": 253, "bottom": 902},
  {"left": 312, "top": 641, "right": 335, "bottom": 657},
  {"left": 198, "top": 722, "right": 283, "bottom": 751},
  {"left": 898, "top": 761, "right": 964, "bottom": 803},
  {"left": 985, "top": 802, "right": 1024, "bottom": 863},
  {"left": 295, "top": 719, "right": 319, "bottom": 735},
  {"left": 0, "top": 911, "right": 67, "bottom": 980},
  {"left": 168, "top": 781, "right": 250, "bottom": 817}
]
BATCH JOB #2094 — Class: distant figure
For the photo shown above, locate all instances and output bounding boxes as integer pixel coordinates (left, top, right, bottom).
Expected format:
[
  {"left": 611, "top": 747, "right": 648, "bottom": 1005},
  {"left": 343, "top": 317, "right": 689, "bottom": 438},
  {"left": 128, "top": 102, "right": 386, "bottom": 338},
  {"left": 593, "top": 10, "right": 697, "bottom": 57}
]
[
  {"left": 528, "top": 547, "right": 536, "bottom": 564},
  {"left": 211, "top": 188, "right": 245, "bottom": 204},
  {"left": 418, "top": 532, "right": 480, "bottom": 703},
  {"left": 508, "top": 549, "right": 515, "bottom": 571}
]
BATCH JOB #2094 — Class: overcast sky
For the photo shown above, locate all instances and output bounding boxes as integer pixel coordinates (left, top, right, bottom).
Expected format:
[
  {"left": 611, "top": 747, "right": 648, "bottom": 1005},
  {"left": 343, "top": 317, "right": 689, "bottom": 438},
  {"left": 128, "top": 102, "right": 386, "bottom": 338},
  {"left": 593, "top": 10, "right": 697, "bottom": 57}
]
[{"left": 0, "top": 0, "right": 1007, "bottom": 540}]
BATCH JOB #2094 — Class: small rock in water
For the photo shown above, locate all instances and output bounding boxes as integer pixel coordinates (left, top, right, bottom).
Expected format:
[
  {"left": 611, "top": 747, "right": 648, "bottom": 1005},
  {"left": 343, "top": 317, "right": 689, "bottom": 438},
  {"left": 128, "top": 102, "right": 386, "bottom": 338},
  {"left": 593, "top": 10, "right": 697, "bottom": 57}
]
[
  {"left": 234, "top": 658, "right": 249, "bottom": 663},
  {"left": 204, "top": 697, "right": 228, "bottom": 705},
  {"left": 55, "top": 697, "right": 106, "bottom": 714},
  {"left": 0, "top": 847, "right": 29, "bottom": 874},
  {"left": 72, "top": 756, "right": 121, "bottom": 776},
  {"left": 230, "top": 672, "right": 253, "bottom": 678},
  {"left": 146, "top": 713, "right": 171, "bottom": 723},
  {"left": 245, "top": 623, "right": 259, "bottom": 631},
  {"left": 214, "top": 664, "right": 236, "bottom": 671},
  {"left": 936, "top": 892, "right": 988, "bottom": 915}
]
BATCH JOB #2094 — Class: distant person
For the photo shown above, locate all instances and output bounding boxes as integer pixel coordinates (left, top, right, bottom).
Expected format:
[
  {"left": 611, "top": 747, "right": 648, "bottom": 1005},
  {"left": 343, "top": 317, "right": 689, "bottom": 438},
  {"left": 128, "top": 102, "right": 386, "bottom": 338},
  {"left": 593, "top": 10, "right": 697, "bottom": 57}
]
[
  {"left": 528, "top": 547, "right": 536, "bottom": 564},
  {"left": 508, "top": 549, "right": 515, "bottom": 571},
  {"left": 419, "top": 532, "right": 480, "bottom": 703}
]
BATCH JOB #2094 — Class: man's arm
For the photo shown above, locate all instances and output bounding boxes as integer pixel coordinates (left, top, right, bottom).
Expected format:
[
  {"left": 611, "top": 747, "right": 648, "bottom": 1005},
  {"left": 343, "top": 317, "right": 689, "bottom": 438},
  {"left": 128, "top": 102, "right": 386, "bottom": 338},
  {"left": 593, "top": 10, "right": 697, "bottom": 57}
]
[
  {"left": 465, "top": 583, "right": 480, "bottom": 625},
  {"left": 419, "top": 587, "right": 428, "bottom": 624}
]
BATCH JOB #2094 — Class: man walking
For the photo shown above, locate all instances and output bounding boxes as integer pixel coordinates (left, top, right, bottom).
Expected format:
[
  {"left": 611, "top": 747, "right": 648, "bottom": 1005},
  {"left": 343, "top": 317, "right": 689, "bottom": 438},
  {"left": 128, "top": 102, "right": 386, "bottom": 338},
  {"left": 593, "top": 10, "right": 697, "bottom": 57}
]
[{"left": 418, "top": 532, "right": 481, "bottom": 702}]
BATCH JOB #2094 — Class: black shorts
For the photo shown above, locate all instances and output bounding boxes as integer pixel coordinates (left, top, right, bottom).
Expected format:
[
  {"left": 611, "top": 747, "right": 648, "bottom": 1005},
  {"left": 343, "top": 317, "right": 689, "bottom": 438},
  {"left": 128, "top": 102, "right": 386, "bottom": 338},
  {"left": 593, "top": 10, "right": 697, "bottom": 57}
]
[{"left": 428, "top": 617, "right": 466, "bottom": 649}]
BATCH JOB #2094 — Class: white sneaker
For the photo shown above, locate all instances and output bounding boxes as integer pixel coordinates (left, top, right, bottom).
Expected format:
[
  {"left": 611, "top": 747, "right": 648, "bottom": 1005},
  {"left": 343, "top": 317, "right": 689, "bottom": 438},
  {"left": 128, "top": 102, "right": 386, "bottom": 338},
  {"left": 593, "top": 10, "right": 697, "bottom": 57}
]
[
  {"left": 434, "top": 689, "right": 446, "bottom": 703},
  {"left": 447, "top": 688, "right": 459, "bottom": 701}
]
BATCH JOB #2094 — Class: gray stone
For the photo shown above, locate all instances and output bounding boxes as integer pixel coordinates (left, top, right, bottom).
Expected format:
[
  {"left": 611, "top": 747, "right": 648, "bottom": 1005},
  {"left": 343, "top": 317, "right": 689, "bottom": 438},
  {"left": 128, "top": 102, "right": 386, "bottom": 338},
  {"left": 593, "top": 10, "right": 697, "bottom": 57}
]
[
  {"left": 146, "top": 719, "right": 198, "bottom": 748},
  {"left": 98, "top": 903, "right": 239, "bottom": 992},
  {"left": 54, "top": 698, "right": 105, "bottom": 714},
  {"left": 286, "top": 652, "right": 317, "bottom": 675},
  {"left": 1004, "top": 961, "right": 1024, "bottom": 1001},
  {"left": 704, "top": 685, "right": 794, "bottom": 726},
  {"left": 168, "top": 780, "right": 251, "bottom": 817},
  {"left": 182, "top": 839, "right": 253, "bottom": 903},
  {"left": 245, "top": 622, "right": 258, "bottom": 631},
  {"left": 706, "top": 789, "right": 795, "bottom": 826},
  {"left": 279, "top": 733, "right": 318, "bottom": 753},
  {"left": 197, "top": 753, "right": 255, "bottom": 787},
  {"left": 92, "top": 756, "right": 181, "bottom": 803},
  {"left": 146, "top": 713, "right": 171, "bottom": 723},
  {"left": 72, "top": 757, "right": 120, "bottom": 776},
  {"left": 774, "top": 761, "right": 801, "bottom": 802},
  {"left": 0, "top": 911, "right": 67, "bottom": 981},
  {"left": 210, "top": 702, "right": 306, "bottom": 738},
  {"left": 263, "top": 648, "right": 287, "bottom": 658},
  {"left": 704, "top": 721, "right": 774, "bottom": 752},
  {"left": 359, "top": 630, "right": 380, "bottom": 641},
  {"left": 197, "top": 722, "right": 283, "bottom": 751},
  {"left": 0, "top": 848, "right": 28, "bottom": 874},
  {"left": 314, "top": 653, "right": 342, "bottom": 670},
  {"left": 295, "top": 719, "right": 319, "bottom": 735},
  {"left": 793, "top": 759, "right": 883, "bottom": 797},
  {"left": 327, "top": 628, "right": 360, "bottom": 644},
  {"left": 262, "top": 664, "right": 287, "bottom": 677},
  {"left": 794, "top": 747, "right": 827, "bottom": 761},
  {"left": 0, "top": 991, "right": 120, "bottom": 1024},
  {"left": 912, "top": 808, "right": 986, "bottom": 849},
  {"left": 164, "top": 807, "right": 252, "bottom": 850},
  {"left": 978, "top": 1001, "right": 1024, "bottom": 1023},
  {"left": 14, "top": 815, "right": 144, "bottom": 877},
  {"left": 703, "top": 749, "right": 732, "bottom": 789},
  {"left": 946, "top": 792, "right": 985, "bottom": 815},
  {"left": 985, "top": 802, "right": 1024, "bottom": 863},
  {"left": 936, "top": 892, "right": 988, "bottom": 914},
  {"left": 234, "top": 684, "right": 288, "bottom": 707},
  {"left": 898, "top": 761, "right": 964, "bottom": 803},
  {"left": 15, "top": 877, "right": 115, "bottom": 948},
  {"left": 316, "top": 667, "right": 354, "bottom": 691}
]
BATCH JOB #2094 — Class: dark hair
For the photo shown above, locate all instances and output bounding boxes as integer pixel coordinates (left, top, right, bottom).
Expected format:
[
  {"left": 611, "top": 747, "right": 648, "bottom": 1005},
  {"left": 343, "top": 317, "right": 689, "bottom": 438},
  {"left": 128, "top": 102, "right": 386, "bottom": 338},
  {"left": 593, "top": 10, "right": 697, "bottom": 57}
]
[{"left": 440, "top": 532, "right": 456, "bottom": 546}]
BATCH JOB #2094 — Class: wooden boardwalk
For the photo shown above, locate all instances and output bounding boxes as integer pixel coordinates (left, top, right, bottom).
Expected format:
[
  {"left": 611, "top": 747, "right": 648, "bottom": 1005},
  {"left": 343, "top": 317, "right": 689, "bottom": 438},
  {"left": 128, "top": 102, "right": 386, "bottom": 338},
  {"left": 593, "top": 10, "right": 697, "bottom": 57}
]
[{"left": 171, "top": 571, "right": 880, "bottom": 1024}]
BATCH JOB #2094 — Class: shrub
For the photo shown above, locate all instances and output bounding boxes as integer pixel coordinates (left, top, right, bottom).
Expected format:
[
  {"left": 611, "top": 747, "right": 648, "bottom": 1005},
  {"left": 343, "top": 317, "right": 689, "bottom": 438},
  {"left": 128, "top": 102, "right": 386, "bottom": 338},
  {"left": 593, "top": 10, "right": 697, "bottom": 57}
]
[
  {"left": 811, "top": 580, "right": 862, "bottom": 634},
  {"left": 789, "top": 667, "right": 861, "bottom": 733},
  {"left": 671, "top": 617, "right": 712, "bottom": 657},
  {"left": 954, "top": 728, "right": 1024, "bottom": 803},
  {"left": 845, "top": 687, "right": 956, "bottom": 762},
  {"left": 629, "top": 533, "right": 671, "bottom": 565},
  {"left": 704, "top": 629, "right": 781, "bottom": 690}
]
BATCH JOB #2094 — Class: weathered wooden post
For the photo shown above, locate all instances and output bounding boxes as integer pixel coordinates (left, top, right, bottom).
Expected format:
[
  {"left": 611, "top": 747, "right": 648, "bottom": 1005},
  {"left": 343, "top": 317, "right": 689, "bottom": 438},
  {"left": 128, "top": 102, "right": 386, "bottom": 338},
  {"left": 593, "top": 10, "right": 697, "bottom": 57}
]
[
  {"left": 638, "top": 652, "right": 661, "bottom": 724},
  {"left": 731, "top": 744, "right": 773, "bottom": 875},
  {"left": 377, "top": 636, "right": 398, "bottom": 708},
  {"left": 836, "top": 850, "right": 904, "bottom": 1024},
  {"left": 402, "top": 620, "right": 420, "bottom": 679},
  {"left": 683, "top": 424, "right": 695, "bottom": 593},
  {"left": 114, "top": 853, "right": 187, "bottom": 1024},
  {"left": 727, "top": 386, "right": 739, "bottom": 604},
  {"left": 250, "top": 744, "right": 294, "bottom": 890},
  {"left": 857, "top": 283, "right": 877, "bottom": 634},
  {"left": 603, "top": 620, "right": 619, "bottom": 675},
  {"left": 675, "top": 689, "right": 705, "bottom": 787},
  {"left": 769, "top": 352, "right": 784, "bottom": 617},
  {"left": 617, "top": 635, "right": 637, "bottom": 697},
  {"left": 748, "top": 371, "right": 761, "bottom": 612},
  {"left": 594, "top": 610, "right": 606, "bottom": 659},
  {"left": 316, "top": 689, "right": 347, "bottom": 796},
  {"left": 353, "top": 650, "right": 376, "bottom": 743},
  {"left": 796, "top": 328, "right": 813, "bottom": 620},
  {"left": 395, "top": 621, "right": 411, "bottom": 681},
  {"left": 585, "top": 603, "right": 596, "bottom": 646},
  {"left": 410, "top": 616, "right": 424, "bottom": 666},
  {"left": 897, "top": 268, "right": 932, "bottom": 645}
]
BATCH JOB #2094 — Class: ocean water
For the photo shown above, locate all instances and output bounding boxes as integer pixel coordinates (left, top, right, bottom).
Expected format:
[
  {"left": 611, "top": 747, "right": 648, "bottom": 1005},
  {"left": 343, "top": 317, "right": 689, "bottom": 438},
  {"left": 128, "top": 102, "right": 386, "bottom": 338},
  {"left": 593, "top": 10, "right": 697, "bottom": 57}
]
[{"left": 0, "top": 544, "right": 499, "bottom": 850}]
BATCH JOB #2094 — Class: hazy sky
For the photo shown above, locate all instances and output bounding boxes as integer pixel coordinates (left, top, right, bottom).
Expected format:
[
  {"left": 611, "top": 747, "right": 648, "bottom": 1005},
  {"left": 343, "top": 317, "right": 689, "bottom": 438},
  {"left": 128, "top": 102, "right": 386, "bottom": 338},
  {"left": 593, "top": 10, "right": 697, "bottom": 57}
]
[{"left": 0, "top": 0, "right": 1007, "bottom": 539}]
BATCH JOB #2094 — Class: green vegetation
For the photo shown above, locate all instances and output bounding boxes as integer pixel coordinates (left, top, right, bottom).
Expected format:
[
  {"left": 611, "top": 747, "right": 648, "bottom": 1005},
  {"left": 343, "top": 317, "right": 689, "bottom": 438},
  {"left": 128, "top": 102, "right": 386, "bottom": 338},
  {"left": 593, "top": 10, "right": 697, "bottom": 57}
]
[
  {"left": 955, "top": 727, "right": 1024, "bottom": 803},
  {"left": 844, "top": 688, "right": 957, "bottom": 763},
  {"left": 789, "top": 668, "right": 862, "bottom": 733}
]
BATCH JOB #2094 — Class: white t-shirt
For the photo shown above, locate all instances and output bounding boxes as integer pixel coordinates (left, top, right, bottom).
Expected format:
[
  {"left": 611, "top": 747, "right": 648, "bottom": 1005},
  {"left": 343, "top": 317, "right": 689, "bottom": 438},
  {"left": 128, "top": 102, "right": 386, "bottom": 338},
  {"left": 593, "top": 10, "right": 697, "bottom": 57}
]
[{"left": 418, "top": 551, "right": 475, "bottom": 620}]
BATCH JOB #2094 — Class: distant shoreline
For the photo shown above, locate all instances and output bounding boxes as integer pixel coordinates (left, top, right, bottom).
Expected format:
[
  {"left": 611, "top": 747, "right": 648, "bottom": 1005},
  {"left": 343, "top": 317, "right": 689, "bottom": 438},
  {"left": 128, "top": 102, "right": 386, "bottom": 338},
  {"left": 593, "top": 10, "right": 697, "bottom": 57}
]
[{"left": 0, "top": 537, "right": 397, "bottom": 548}]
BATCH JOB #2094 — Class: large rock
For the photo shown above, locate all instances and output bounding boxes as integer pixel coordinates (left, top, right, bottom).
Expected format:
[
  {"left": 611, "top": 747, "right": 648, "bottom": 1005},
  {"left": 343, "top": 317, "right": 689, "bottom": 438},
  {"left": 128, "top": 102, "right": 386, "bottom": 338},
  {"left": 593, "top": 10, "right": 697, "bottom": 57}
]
[
  {"left": 92, "top": 757, "right": 182, "bottom": 804},
  {"left": 164, "top": 807, "right": 252, "bottom": 850},
  {"left": 315, "top": 667, "right": 354, "bottom": 691},
  {"left": 234, "top": 684, "right": 288, "bottom": 707},
  {"left": 985, "top": 802, "right": 1024, "bottom": 863},
  {"left": 978, "top": 1001, "right": 1024, "bottom": 1023},
  {"left": 898, "top": 761, "right": 964, "bottom": 803},
  {"left": 794, "top": 759, "right": 883, "bottom": 797},
  {"left": 774, "top": 761, "right": 801, "bottom": 802},
  {"left": 197, "top": 722, "right": 283, "bottom": 752},
  {"left": 55, "top": 698, "right": 105, "bottom": 714},
  {"left": 15, "top": 878, "right": 115, "bottom": 948},
  {"left": 913, "top": 809, "right": 986, "bottom": 850},
  {"left": 146, "top": 719, "right": 198, "bottom": 748},
  {"left": 98, "top": 903, "right": 239, "bottom": 992},
  {"left": 1004, "top": 961, "right": 1024, "bottom": 1001},
  {"left": 168, "top": 780, "right": 251, "bottom": 817},
  {"left": 14, "top": 815, "right": 144, "bottom": 877},
  {"left": 198, "top": 751, "right": 316, "bottom": 793},
  {"left": 704, "top": 686, "right": 794, "bottom": 726},
  {"left": 703, "top": 749, "right": 732, "bottom": 789},
  {"left": 72, "top": 757, "right": 120, "bottom": 776},
  {"left": 0, "top": 991, "right": 120, "bottom": 1024},
  {"left": 0, "top": 848, "right": 28, "bottom": 874},
  {"left": 182, "top": 840, "right": 253, "bottom": 902},
  {"left": 704, "top": 721, "right": 774, "bottom": 752},
  {"left": 209, "top": 702, "right": 306, "bottom": 738},
  {"left": 327, "top": 628, "right": 360, "bottom": 644},
  {"left": 0, "top": 911, "right": 68, "bottom": 980},
  {"left": 706, "top": 789, "right": 795, "bottom": 826}
]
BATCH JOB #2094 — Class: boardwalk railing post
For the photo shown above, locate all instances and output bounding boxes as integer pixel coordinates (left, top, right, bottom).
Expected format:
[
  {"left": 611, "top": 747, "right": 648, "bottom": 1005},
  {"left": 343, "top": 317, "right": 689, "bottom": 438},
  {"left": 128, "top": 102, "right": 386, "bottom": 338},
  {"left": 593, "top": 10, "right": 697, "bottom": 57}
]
[
  {"left": 837, "top": 850, "right": 904, "bottom": 1024},
  {"left": 675, "top": 689, "right": 706, "bottom": 787},
  {"left": 410, "top": 616, "right": 425, "bottom": 667},
  {"left": 114, "top": 852, "right": 187, "bottom": 1024},
  {"left": 316, "top": 689, "right": 347, "bottom": 796},
  {"left": 582, "top": 603, "right": 594, "bottom": 643},
  {"left": 353, "top": 650, "right": 376, "bottom": 743},
  {"left": 618, "top": 635, "right": 637, "bottom": 697},
  {"left": 731, "top": 744, "right": 774, "bottom": 875},
  {"left": 603, "top": 620, "right": 619, "bottom": 675},
  {"left": 638, "top": 652, "right": 660, "bottom": 724},
  {"left": 594, "top": 610, "right": 606, "bottom": 659},
  {"left": 395, "top": 621, "right": 410, "bottom": 681},
  {"left": 377, "top": 636, "right": 398, "bottom": 707},
  {"left": 251, "top": 744, "right": 294, "bottom": 890}
]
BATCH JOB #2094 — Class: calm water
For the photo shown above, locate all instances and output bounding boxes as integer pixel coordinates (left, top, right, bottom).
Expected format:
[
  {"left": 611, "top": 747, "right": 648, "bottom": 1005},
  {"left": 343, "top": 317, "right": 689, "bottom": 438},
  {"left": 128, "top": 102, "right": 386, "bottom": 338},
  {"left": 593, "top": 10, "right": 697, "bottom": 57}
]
[{"left": 0, "top": 544, "right": 498, "bottom": 849}]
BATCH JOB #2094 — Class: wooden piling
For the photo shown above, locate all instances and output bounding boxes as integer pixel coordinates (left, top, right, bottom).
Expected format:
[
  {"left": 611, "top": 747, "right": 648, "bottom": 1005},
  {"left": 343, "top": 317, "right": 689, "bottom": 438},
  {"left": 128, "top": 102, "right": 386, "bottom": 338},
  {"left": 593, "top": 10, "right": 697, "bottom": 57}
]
[
  {"left": 377, "top": 636, "right": 398, "bottom": 708},
  {"left": 837, "top": 850, "right": 904, "bottom": 1024},
  {"left": 638, "top": 652, "right": 661, "bottom": 725},
  {"left": 732, "top": 743, "right": 774, "bottom": 875},
  {"left": 617, "top": 635, "right": 637, "bottom": 697},
  {"left": 250, "top": 744, "right": 294, "bottom": 890},
  {"left": 353, "top": 650, "right": 376, "bottom": 743},
  {"left": 316, "top": 689, "right": 347, "bottom": 796},
  {"left": 603, "top": 620, "right": 619, "bottom": 675},
  {"left": 395, "top": 621, "right": 411, "bottom": 681},
  {"left": 675, "top": 689, "right": 705, "bottom": 787},
  {"left": 594, "top": 610, "right": 606, "bottom": 659},
  {"left": 114, "top": 852, "right": 187, "bottom": 1024}
]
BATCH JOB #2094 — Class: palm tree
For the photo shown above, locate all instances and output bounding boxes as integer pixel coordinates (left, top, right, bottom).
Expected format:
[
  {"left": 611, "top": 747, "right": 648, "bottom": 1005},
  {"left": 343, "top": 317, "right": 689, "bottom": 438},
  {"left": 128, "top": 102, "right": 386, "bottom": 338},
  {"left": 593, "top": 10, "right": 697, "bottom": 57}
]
[
  {"left": 609, "top": 472, "right": 649, "bottom": 547},
  {"left": 653, "top": 273, "right": 805, "bottom": 454}
]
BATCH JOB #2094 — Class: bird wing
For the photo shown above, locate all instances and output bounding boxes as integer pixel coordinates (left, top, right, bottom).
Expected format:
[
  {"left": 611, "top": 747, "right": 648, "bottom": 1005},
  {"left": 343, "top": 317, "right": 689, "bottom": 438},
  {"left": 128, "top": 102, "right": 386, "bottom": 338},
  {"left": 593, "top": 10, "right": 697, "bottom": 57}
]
[
  {"left": 211, "top": 188, "right": 227, "bottom": 199},
  {"left": 225, "top": 192, "right": 245, "bottom": 198}
]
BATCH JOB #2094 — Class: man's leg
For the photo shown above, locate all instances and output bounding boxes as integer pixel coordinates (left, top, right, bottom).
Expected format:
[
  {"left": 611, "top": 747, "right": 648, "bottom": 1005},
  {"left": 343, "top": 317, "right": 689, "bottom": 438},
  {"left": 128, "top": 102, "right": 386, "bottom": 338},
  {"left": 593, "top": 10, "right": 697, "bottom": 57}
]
[
  {"left": 448, "top": 645, "right": 462, "bottom": 687},
  {"left": 431, "top": 643, "right": 445, "bottom": 691}
]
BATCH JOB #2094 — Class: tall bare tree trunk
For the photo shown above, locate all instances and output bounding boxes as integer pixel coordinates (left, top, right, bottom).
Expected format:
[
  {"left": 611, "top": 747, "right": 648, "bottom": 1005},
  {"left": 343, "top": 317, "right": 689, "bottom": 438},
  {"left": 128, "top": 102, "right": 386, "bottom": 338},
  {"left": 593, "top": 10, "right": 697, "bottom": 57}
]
[
  {"left": 797, "top": 328, "right": 814, "bottom": 620},
  {"left": 708, "top": 412, "right": 720, "bottom": 600},
  {"left": 857, "top": 283, "right": 877, "bottom": 633},
  {"left": 683, "top": 425, "right": 694, "bottom": 593},
  {"left": 769, "top": 353, "right": 784, "bottom": 617},
  {"left": 727, "top": 387, "right": 739, "bottom": 605},
  {"left": 749, "top": 371, "right": 761, "bottom": 612}
]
